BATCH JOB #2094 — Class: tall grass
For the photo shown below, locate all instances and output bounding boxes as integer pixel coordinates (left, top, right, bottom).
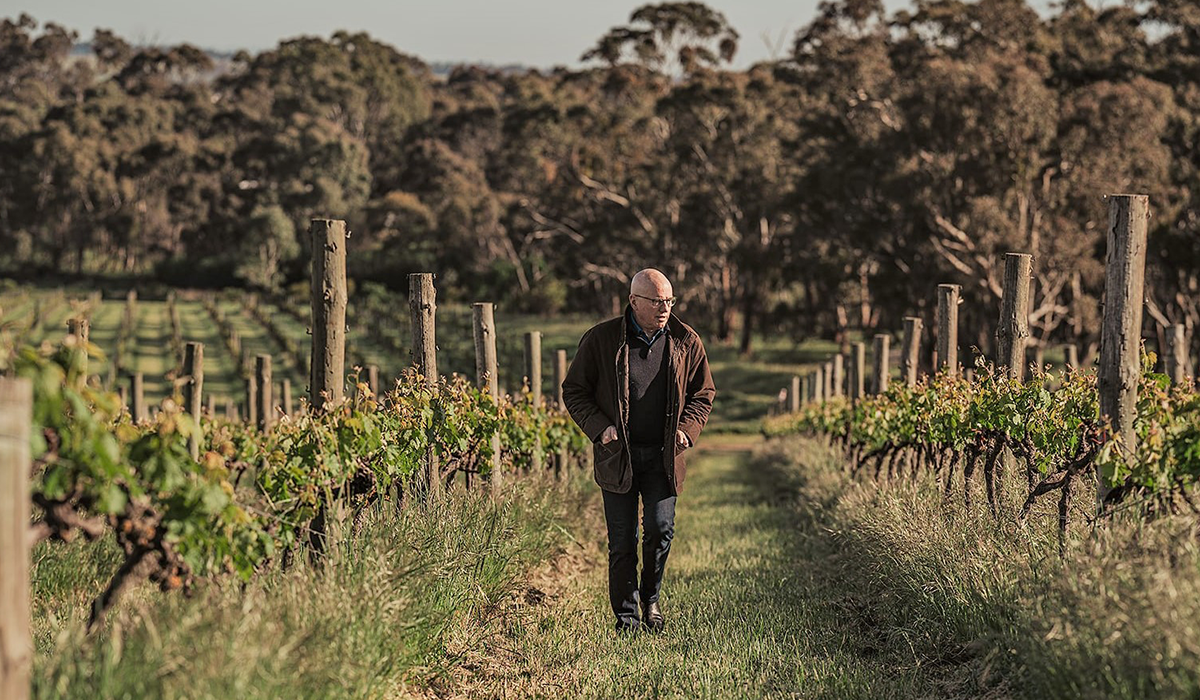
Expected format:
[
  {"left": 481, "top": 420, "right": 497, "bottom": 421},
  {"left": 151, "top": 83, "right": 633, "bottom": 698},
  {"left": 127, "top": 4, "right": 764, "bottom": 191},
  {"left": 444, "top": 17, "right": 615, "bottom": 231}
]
[
  {"left": 32, "top": 470, "right": 594, "bottom": 699},
  {"left": 760, "top": 435, "right": 1200, "bottom": 699}
]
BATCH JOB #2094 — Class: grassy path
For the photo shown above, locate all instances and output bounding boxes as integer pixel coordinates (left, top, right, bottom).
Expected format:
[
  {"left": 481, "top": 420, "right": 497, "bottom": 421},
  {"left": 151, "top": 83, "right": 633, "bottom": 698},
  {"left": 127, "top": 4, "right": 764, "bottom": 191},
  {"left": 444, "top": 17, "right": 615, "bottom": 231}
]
[{"left": 454, "top": 436, "right": 947, "bottom": 699}]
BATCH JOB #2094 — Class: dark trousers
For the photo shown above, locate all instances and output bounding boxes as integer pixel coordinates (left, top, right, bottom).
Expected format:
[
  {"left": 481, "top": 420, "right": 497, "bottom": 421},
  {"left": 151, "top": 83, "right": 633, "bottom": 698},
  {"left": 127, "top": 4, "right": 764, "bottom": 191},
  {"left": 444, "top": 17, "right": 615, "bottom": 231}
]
[{"left": 601, "top": 444, "right": 677, "bottom": 626}]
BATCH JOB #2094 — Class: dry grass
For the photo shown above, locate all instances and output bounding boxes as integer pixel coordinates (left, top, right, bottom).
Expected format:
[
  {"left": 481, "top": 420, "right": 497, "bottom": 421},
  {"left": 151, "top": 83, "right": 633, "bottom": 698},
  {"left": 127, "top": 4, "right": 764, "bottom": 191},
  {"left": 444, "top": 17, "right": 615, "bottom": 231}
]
[{"left": 759, "top": 435, "right": 1200, "bottom": 699}]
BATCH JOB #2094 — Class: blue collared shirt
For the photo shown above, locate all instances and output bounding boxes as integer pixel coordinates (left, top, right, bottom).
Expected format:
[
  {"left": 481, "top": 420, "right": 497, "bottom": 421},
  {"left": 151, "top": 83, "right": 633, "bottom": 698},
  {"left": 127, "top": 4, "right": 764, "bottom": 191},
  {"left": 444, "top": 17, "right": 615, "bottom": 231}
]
[{"left": 628, "top": 308, "right": 667, "bottom": 348}]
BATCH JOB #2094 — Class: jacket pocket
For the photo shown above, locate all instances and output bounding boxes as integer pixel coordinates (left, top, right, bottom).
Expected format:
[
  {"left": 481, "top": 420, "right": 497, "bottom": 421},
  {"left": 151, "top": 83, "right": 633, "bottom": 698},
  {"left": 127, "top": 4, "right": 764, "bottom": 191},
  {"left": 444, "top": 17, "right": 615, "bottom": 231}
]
[{"left": 593, "top": 439, "right": 624, "bottom": 485}]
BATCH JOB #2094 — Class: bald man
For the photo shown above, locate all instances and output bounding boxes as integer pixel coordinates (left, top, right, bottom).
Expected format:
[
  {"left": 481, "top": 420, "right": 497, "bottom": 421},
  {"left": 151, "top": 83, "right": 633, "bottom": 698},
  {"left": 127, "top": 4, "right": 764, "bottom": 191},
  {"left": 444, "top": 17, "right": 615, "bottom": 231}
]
[{"left": 562, "top": 269, "right": 716, "bottom": 633}]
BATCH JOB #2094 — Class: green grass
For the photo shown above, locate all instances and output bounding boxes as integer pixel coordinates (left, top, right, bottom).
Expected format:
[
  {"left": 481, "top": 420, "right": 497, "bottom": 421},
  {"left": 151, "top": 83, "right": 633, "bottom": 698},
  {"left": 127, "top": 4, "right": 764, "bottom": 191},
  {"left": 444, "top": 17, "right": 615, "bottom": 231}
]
[
  {"left": 450, "top": 436, "right": 952, "bottom": 698},
  {"left": 32, "top": 470, "right": 594, "bottom": 699}
]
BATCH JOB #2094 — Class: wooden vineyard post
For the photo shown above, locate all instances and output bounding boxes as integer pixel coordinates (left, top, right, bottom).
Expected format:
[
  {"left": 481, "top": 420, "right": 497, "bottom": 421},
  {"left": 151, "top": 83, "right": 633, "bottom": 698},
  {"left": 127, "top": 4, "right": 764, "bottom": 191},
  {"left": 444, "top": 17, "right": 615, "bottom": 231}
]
[
  {"left": 310, "top": 219, "right": 348, "bottom": 412},
  {"left": 554, "top": 350, "right": 568, "bottom": 409},
  {"left": 1065, "top": 344, "right": 1079, "bottom": 369},
  {"left": 553, "top": 349, "right": 568, "bottom": 480},
  {"left": 281, "top": 379, "right": 293, "bottom": 416},
  {"left": 524, "top": 331, "right": 544, "bottom": 473},
  {"left": 1166, "top": 324, "right": 1188, "bottom": 385},
  {"left": 823, "top": 360, "right": 834, "bottom": 399},
  {"left": 997, "top": 253, "right": 1032, "bottom": 381},
  {"left": 0, "top": 378, "right": 32, "bottom": 700},
  {"left": 473, "top": 303, "right": 502, "bottom": 495},
  {"left": 850, "top": 342, "right": 866, "bottom": 401},
  {"left": 901, "top": 317, "right": 922, "bottom": 387},
  {"left": 183, "top": 342, "right": 204, "bottom": 459},
  {"left": 256, "top": 354, "right": 273, "bottom": 432},
  {"left": 67, "top": 317, "right": 90, "bottom": 384},
  {"left": 410, "top": 273, "right": 440, "bottom": 497},
  {"left": 871, "top": 334, "right": 890, "bottom": 395},
  {"left": 813, "top": 366, "right": 825, "bottom": 403},
  {"left": 937, "top": 284, "right": 961, "bottom": 377},
  {"left": 790, "top": 376, "right": 801, "bottom": 413},
  {"left": 366, "top": 364, "right": 380, "bottom": 397},
  {"left": 832, "top": 353, "right": 845, "bottom": 398},
  {"left": 245, "top": 376, "right": 258, "bottom": 428},
  {"left": 1097, "top": 194, "right": 1150, "bottom": 505},
  {"left": 130, "top": 372, "right": 146, "bottom": 423}
]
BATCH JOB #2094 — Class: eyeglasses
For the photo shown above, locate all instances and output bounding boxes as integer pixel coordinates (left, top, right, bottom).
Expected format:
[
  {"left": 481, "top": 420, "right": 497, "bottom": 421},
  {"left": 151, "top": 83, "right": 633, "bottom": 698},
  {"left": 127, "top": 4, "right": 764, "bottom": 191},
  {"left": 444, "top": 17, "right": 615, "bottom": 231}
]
[{"left": 632, "top": 294, "right": 677, "bottom": 309}]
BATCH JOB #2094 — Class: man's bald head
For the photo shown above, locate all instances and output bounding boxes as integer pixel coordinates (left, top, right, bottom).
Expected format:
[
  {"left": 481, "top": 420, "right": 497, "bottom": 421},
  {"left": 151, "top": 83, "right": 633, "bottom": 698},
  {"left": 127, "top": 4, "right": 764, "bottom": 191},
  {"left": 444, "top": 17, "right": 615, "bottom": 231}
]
[
  {"left": 630, "top": 269, "right": 673, "bottom": 298},
  {"left": 628, "top": 268, "right": 675, "bottom": 332}
]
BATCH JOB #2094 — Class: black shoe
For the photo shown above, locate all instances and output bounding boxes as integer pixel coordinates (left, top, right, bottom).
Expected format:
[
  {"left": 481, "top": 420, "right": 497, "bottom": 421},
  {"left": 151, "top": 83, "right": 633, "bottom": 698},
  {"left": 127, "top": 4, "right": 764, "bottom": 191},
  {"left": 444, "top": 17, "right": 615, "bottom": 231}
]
[
  {"left": 642, "top": 601, "right": 664, "bottom": 633},
  {"left": 615, "top": 619, "right": 640, "bottom": 634}
]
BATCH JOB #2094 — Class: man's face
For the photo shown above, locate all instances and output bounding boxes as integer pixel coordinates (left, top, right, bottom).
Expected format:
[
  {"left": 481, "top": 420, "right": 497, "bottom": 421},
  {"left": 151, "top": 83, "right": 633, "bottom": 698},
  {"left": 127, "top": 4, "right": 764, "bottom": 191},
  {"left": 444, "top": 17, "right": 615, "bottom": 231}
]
[{"left": 629, "top": 281, "right": 674, "bottom": 332}]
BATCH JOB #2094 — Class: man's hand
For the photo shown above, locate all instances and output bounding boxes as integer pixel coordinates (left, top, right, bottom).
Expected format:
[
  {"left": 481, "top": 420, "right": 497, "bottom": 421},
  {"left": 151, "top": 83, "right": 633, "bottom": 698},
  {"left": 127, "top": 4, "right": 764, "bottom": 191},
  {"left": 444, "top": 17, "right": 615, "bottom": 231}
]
[
  {"left": 676, "top": 430, "right": 690, "bottom": 448},
  {"left": 600, "top": 425, "right": 619, "bottom": 445}
]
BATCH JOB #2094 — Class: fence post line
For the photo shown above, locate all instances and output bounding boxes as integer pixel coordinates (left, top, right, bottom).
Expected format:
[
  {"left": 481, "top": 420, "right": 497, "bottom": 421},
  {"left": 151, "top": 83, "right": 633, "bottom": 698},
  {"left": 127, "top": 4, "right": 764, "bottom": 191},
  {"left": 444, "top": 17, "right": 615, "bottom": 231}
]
[
  {"left": 409, "top": 272, "right": 440, "bottom": 497},
  {"left": 310, "top": 219, "right": 348, "bottom": 412},
  {"left": 472, "top": 303, "right": 502, "bottom": 496},
  {"left": 822, "top": 360, "right": 833, "bottom": 399},
  {"left": 871, "top": 334, "right": 890, "bottom": 395},
  {"left": 1166, "top": 324, "right": 1187, "bottom": 385},
  {"left": 937, "top": 284, "right": 961, "bottom": 377},
  {"left": 256, "top": 354, "right": 273, "bottom": 432},
  {"left": 0, "top": 377, "right": 32, "bottom": 700},
  {"left": 183, "top": 342, "right": 204, "bottom": 459},
  {"left": 997, "top": 253, "right": 1033, "bottom": 381},
  {"left": 523, "top": 331, "right": 544, "bottom": 474},
  {"left": 813, "top": 365, "right": 825, "bottom": 403},
  {"left": 832, "top": 353, "right": 845, "bottom": 398},
  {"left": 1097, "top": 194, "right": 1150, "bottom": 506},
  {"left": 851, "top": 342, "right": 866, "bottom": 401},
  {"left": 901, "top": 317, "right": 922, "bottom": 387},
  {"left": 131, "top": 372, "right": 146, "bottom": 423},
  {"left": 790, "top": 375, "right": 801, "bottom": 413}
]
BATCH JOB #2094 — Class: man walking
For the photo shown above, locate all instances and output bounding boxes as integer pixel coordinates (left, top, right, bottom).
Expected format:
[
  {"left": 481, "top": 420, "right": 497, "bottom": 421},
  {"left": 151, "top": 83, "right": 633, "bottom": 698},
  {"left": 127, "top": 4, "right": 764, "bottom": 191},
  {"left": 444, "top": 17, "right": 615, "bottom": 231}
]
[{"left": 562, "top": 268, "right": 716, "bottom": 633}]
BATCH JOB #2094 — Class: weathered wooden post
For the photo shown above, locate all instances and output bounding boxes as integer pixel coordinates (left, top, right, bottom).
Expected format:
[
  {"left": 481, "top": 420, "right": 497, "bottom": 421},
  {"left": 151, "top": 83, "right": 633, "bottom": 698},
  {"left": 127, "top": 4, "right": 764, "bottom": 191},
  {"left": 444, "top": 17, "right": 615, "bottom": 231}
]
[
  {"left": 225, "top": 398, "right": 237, "bottom": 422},
  {"left": 0, "top": 378, "right": 32, "bottom": 700},
  {"left": 850, "top": 343, "right": 866, "bottom": 400},
  {"left": 1166, "top": 324, "right": 1188, "bottom": 385},
  {"left": 473, "top": 303, "right": 502, "bottom": 494},
  {"left": 832, "top": 354, "right": 845, "bottom": 398},
  {"left": 937, "top": 284, "right": 961, "bottom": 377},
  {"left": 901, "top": 317, "right": 922, "bottom": 387},
  {"left": 67, "top": 317, "right": 90, "bottom": 382},
  {"left": 245, "top": 376, "right": 258, "bottom": 428},
  {"left": 1065, "top": 343, "right": 1080, "bottom": 369},
  {"left": 1097, "top": 194, "right": 1150, "bottom": 505},
  {"left": 281, "top": 379, "right": 293, "bottom": 416},
  {"left": 205, "top": 393, "right": 215, "bottom": 417},
  {"left": 997, "top": 253, "right": 1032, "bottom": 381},
  {"left": 256, "top": 354, "right": 273, "bottom": 432},
  {"left": 183, "top": 342, "right": 204, "bottom": 459},
  {"left": 410, "top": 273, "right": 440, "bottom": 496},
  {"left": 823, "top": 360, "right": 834, "bottom": 399},
  {"left": 524, "top": 331, "right": 544, "bottom": 473},
  {"left": 310, "top": 219, "right": 348, "bottom": 411},
  {"left": 366, "top": 364, "right": 380, "bottom": 397},
  {"left": 130, "top": 372, "right": 146, "bottom": 423},
  {"left": 553, "top": 348, "right": 569, "bottom": 480},
  {"left": 554, "top": 350, "right": 568, "bottom": 409},
  {"left": 790, "top": 376, "right": 801, "bottom": 413},
  {"left": 813, "top": 365, "right": 825, "bottom": 403},
  {"left": 871, "top": 334, "right": 890, "bottom": 395}
]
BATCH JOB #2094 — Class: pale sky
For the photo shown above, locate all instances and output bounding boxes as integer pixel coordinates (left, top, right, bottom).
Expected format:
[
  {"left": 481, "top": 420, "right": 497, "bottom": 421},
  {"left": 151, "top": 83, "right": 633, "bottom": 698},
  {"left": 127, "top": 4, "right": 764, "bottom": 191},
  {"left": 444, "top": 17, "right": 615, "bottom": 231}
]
[{"left": 7, "top": 0, "right": 1055, "bottom": 70}]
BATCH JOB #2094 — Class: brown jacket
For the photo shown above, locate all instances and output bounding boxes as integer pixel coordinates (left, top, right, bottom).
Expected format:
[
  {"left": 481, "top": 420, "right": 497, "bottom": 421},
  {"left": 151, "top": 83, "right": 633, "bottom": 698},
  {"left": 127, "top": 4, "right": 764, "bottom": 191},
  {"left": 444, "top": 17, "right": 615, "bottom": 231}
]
[{"left": 562, "top": 309, "right": 716, "bottom": 495}]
